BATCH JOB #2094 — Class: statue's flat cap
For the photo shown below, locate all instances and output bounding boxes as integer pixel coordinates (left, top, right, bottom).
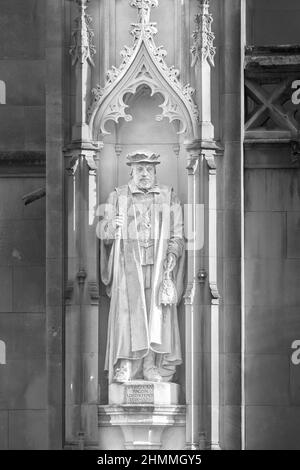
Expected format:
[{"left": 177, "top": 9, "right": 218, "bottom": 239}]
[{"left": 126, "top": 151, "right": 161, "bottom": 166}]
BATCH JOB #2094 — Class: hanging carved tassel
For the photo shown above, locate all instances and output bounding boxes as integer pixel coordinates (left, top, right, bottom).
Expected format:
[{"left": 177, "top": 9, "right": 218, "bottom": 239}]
[{"left": 158, "top": 269, "right": 178, "bottom": 306}]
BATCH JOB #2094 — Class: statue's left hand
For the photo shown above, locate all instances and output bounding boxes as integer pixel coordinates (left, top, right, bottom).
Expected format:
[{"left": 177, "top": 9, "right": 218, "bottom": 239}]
[{"left": 164, "top": 253, "right": 177, "bottom": 272}]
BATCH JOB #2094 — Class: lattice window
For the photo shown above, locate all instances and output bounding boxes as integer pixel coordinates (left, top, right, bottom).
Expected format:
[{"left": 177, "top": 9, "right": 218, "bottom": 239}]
[{"left": 245, "top": 78, "right": 300, "bottom": 140}]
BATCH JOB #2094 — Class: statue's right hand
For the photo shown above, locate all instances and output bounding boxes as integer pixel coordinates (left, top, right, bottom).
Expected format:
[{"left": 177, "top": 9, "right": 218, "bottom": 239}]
[{"left": 111, "top": 214, "right": 125, "bottom": 230}]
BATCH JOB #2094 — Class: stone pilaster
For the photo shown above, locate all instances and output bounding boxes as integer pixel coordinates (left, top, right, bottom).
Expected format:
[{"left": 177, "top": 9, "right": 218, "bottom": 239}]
[
  {"left": 219, "top": 0, "right": 245, "bottom": 450},
  {"left": 184, "top": 143, "right": 202, "bottom": 450},
  {"left": 185, "top": 0, "right": 222, "bottom": 451},
  {"left": 65, "top": 0, "right": 102, "bottom": 449},
  {"left": 64, "top": 142, "right": 102, "bottom": 448}
]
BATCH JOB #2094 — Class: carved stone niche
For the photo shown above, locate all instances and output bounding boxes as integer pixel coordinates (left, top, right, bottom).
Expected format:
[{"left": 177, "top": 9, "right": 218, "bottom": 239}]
[
  {"left": 88, "top": 2, "right": 199, "bottom": 141},
  {"left": 92, "top": 0, "right": 200, "bottom": 450}
]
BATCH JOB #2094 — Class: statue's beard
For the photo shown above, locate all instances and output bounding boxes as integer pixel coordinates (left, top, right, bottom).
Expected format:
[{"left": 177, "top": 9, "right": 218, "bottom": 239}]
[{"left": 135, "top": 177, "right": 154, "bottom": 191}]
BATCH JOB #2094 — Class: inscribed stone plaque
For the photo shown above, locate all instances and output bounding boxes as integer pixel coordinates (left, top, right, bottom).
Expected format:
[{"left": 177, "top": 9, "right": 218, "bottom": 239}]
[{"left": 125, "top": 383, "right": 154, "bottom": 404}]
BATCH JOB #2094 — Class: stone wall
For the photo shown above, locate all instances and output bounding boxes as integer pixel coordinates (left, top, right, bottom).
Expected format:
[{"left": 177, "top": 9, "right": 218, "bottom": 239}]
[
  {"left": 244, "top": 0, "right": 300, "bottom": 450},
  {"left": 244, "top": 145, "right": 300, "bottom": 449},
  {"left": 247, "top": 0, "right": 300, "bottom": 45},
  {"left": 0, "top": 0, "right": 46, "bottom": 449}
]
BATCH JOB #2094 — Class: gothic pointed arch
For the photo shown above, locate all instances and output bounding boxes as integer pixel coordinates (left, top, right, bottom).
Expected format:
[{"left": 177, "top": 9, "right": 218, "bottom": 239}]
[{"left": 88, "top": 0, "right": 199, "bottom": 140}]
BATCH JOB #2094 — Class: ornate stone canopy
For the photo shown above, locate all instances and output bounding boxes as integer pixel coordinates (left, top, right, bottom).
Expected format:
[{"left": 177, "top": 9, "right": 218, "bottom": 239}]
[{"left": 88, "top": 0, "right": 199, "bottom": 139}]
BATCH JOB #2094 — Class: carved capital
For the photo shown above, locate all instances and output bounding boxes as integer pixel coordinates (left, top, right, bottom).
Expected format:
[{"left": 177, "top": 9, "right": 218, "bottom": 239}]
[
  {"left": 186, "top": 156, "right": 199, "bottom": 176},
  {"left": 67, "top": 153, "right": 98, "bottom": 176},
  {"left": 65, "top": 141, "right": 102, "bottom": 175},
  {"left": 70, "top": 0, "right": 96, "bottom": 66},
  {"left": 204, "top": 150, "right": 216, "bottom": 171},
  {"left": 191, "top": 0, "right": 216, "bottom": 67},
  {"left": 186, "top": 142, "right": 201, "bottom": 175}
]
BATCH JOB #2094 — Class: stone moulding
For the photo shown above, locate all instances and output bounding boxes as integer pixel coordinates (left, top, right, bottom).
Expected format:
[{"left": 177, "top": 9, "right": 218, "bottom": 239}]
[
  {"left": 98, "top": 404, "right": 186, "bottom": 426},
  {"left": 245, "top": 45, "right": 300, "bottom": 68},
  {"left": 88, "top": 0, "right": 199, "bottom": 139},
  {"left": 0, "top": 151, "right": 46, "bottom": 169}
]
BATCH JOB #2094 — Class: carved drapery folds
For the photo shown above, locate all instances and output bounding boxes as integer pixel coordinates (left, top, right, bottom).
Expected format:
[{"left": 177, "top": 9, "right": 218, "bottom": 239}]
[
  {"left": 88, "top": 0, "right": 199, "bottom": 138},
  {"left": 191, "top": 0, "right": 216, "bottom": 67},
  {"left": 70, "top": 0, "right": 96, "bottom": 67}
]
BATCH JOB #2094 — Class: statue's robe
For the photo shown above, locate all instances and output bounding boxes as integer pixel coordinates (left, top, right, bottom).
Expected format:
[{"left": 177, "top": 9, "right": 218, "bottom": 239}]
[{"left": 100, "top": 182, "right": 185, "bottom": 383}]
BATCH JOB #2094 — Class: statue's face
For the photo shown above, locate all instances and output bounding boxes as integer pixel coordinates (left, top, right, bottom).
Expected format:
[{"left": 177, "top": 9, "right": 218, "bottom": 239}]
[{"left": 131, "top": 163, "right": 156, "bottom": 190}]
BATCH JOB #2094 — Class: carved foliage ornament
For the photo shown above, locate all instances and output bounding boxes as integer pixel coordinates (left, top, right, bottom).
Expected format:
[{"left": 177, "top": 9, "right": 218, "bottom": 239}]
[
  {"left": 89, "top": 0, "right": 199, "bottom": 137},
  {"left": 191, "top": 0, "right": 216, "bottom": 67},
  {"left": 70, "top": 0, "right": 96, "bottom": 66}
]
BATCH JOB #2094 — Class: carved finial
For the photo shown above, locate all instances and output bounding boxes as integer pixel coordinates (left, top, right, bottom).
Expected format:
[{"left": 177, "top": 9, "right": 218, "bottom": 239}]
[
  {"left": 191, "top": 0, "right": 216, "bottom": 67},
  {"left": 130, "top": 0, "right": 158, "bottom": 25},
  {"left": 70, "top": 0, "right": 96, "bottom": 66},
  {"left": 130, "top": 0, "right": 159, "bottom": 42}
]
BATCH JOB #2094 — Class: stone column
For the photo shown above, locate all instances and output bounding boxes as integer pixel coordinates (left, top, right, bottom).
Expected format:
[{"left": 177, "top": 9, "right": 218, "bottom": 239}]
[
  {"left": 184, "top": 140, "right": 221, "bottom": 451},
  {"left": 205, "top": 150, "right": 221, "bottom": 451},
  {"left": 185, "top": 0, "right": 221, "bottom": 450},
  {"left": 184, "top": 143, "right": 203, "bottom": 450},
  {"left": 65, "top": 0, "right": 101, "bottom": 449},
  {"left": 219, "top": 0, "right": 245, "bottom": 450},
  {"left": 65, "top": 143, "right": 101, "bottom": 448}
]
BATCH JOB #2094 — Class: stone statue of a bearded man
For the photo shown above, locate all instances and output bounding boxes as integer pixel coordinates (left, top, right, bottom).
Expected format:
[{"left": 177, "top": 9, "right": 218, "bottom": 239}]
[{"left": 100, "top": 151, "right": 185, "bottom": 384}]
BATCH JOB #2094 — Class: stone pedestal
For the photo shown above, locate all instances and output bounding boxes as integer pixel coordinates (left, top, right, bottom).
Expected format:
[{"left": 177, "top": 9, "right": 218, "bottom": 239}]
[
  {"left": 98, "top": 382, "right": 185, "bottom": 450},
  {"left": 98, "top": 404, "right": 186, "bottom": 450}
]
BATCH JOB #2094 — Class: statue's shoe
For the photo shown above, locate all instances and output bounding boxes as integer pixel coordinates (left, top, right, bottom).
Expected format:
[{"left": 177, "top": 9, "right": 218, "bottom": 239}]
[
  {"left": 143, "top": 367, "right": 163, "bottom": 382},
  {"left": 113, "top": 365, "right": 131, "bottom": 383}
]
